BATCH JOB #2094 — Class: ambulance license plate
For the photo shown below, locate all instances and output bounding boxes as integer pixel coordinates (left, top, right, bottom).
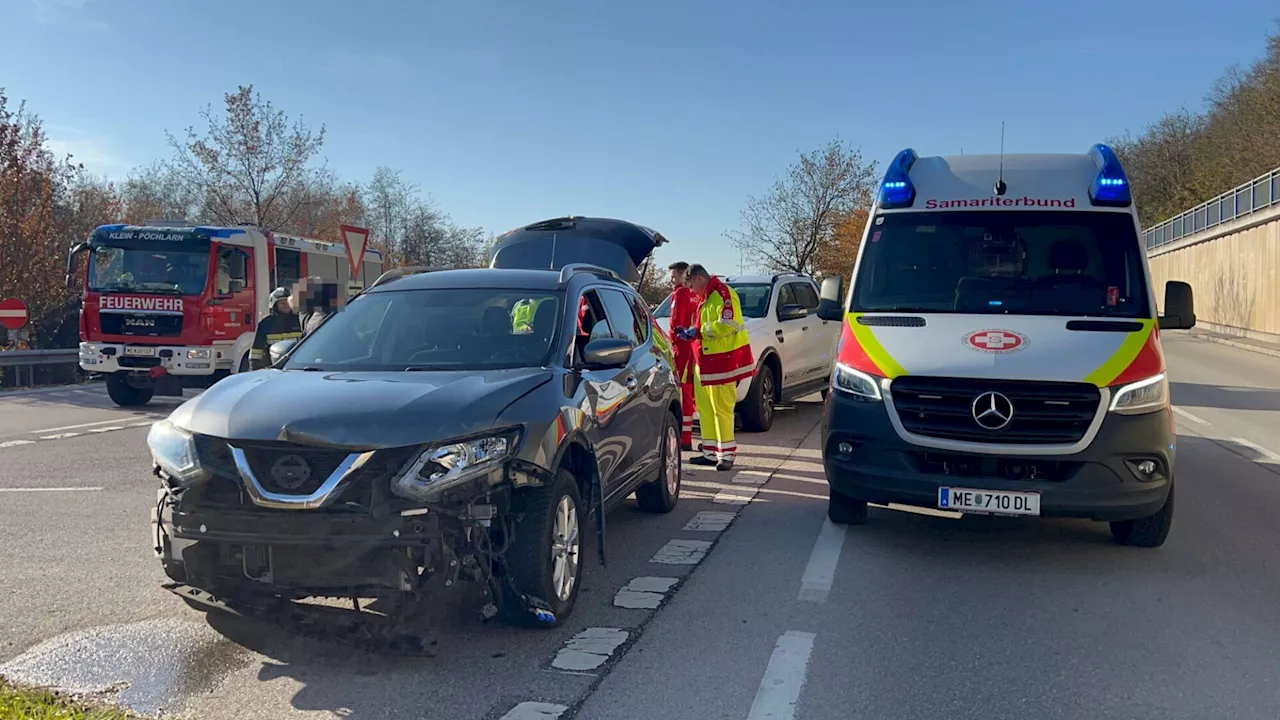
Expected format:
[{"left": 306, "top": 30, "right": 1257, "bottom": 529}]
[
  {"left": 124, "top": 346, "right": 156, "bottom": 357},
  {"left": 938, "top": 487, "right": 1040, "bottom": 516}
]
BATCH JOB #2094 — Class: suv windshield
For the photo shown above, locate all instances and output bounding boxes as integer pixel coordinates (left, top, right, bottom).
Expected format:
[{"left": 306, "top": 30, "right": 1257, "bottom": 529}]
[
  {"left": 851, "top": 210, "right": 1151, "bottom": 318},
  {"left": 727, "top": 283, "right": 772, "bottom": 319},
  {"left": 285, "top": 288, "right": 566, "bottom": 371},
  {"left": 89, "top": 246, "right": 209, "bottom": 295}
]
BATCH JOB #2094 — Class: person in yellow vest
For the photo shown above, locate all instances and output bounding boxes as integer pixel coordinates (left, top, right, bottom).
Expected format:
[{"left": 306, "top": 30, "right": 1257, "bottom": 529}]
[
  {"left": 511, "top": 297, "right": 546, "bottom": 333},
  {"left": 675, "top": 264, "right": 755, "bottom": 470}
]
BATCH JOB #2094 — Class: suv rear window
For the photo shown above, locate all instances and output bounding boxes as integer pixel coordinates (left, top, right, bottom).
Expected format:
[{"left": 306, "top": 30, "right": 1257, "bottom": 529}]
[
  {"left": 852, "top": 210, "right": 1151, "bottom": 318},
  {"left": 285, "top": 288, "right": 565, "bottom": 371}
]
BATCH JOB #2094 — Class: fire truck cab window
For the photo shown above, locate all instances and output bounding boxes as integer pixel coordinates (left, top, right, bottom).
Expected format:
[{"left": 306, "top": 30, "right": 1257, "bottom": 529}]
[
  {"left": 89, "top": 245, "right": 210, "bottom": 296},
  {"left": 216, "top": 247, "right": 251, "bottom": 296}
]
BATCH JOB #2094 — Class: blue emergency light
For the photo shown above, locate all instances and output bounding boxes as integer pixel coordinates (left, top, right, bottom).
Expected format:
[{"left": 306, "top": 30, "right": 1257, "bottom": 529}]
[
  {"left": 1087, "top": 143, "right": 1132, "bottom": 207},
  {"left": 878, "top": 148, "right": 919, "bottom": 209}
]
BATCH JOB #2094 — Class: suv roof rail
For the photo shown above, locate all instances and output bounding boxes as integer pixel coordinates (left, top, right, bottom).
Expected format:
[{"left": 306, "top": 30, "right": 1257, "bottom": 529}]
[
  {"left": 370, "top": 265, "right": 446, "bottom": 289},
  {"left": 558, "top": 263, "right": 623, "bottom": 285},
  {"left": 769, "top": 272, "right": 810, "bottom": 283}
]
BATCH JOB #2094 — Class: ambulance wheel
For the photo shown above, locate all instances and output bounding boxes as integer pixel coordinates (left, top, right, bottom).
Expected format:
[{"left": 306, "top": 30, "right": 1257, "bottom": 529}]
[
  {"left": 106, "top": 373, "right": 153, "bottom": 407},
  {"left": 828, "top": 487, "right": 867, "bottom": 525},
  {"left": 1110, "top": 480, "right": 1174, "bottom": 548},
  {"left": 740, "top": 363, "right": 776, "bottom": 432}
]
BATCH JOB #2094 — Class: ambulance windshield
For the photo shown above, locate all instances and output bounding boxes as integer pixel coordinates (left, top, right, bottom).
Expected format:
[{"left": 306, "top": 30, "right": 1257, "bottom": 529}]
[{"left": 850, "top": 210, "right": 1151, "bottom": 318}]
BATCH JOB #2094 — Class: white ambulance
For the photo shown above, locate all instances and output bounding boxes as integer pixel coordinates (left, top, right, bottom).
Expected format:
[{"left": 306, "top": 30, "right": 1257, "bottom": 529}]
[{"left": 815, "top": 144, "right": 1195, "bottom": 548}]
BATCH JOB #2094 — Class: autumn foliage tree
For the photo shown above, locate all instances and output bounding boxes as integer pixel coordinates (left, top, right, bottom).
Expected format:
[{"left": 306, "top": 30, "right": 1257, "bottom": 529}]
[
  {"left": 1111, "top": 22, "right": 1280, "bottom": 227},
  {"left": 727, "top": 139, "right": 877, "bottom": 278}
]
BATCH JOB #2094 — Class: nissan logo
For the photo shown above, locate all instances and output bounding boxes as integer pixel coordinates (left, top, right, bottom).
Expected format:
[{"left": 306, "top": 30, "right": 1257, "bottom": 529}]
[
  {"left": 269, "top": 454, "right": 313, "bottom": 490},
  {"left": 971, "top": 391, "right": 1015, "bottom": 430}
]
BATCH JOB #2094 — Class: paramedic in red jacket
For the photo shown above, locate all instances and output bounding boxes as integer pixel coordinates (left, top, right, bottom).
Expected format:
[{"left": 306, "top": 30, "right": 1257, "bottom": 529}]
[{"left": 667, "top": 261, "right": 700, "bottom": 450}]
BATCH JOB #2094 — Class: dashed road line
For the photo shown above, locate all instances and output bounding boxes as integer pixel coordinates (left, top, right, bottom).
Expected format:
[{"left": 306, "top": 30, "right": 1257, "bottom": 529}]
[
  {"left": 0, "top": 487, "right": 104, "bottom": 493},
  {"left": 1172, "top": 406, "right": 1210, "bottom": 426},
  {"left": 798, "top": 519, "right": 847, "bottom": 603},
  {"left": 684, "top": 510, "right": 737, "bottom": 532},
  {"left": 613, "top": 576, "right": 680, "bottom": 609},
  {"left": 712, "top": 485, "right": 759, "bottom": 505},
  {"left": 0, "top": 439, "right": 36, "bottom": 448},
  {"left": 1230, "top": 437, "right": 1280, "bottom": 464},
  {"left": 499, "top": 702, "right": 568, "bottom": 719},
  {"left": 746, "top": 631, "right": 817, "bottom": 720},
  {"left": 550, "top": 628, "right": 630, "bottom": 672},
  {"left": 87, "top": 426, "right": 125, "bottom": 434},
  {"left": 649, "top": 539, "right": 713, "bottom": 565},
  {"left": 38, "top": 432, "right": 82, "bottom": 440},
  {"left": 30, "top": 418, "right": 141, "bottom": 434}
]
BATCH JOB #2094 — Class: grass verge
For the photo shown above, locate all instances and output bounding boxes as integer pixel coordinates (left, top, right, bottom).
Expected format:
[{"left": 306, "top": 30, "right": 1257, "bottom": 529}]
[{"left": 0, "top": 679, "right": 138, "bottom": 719}]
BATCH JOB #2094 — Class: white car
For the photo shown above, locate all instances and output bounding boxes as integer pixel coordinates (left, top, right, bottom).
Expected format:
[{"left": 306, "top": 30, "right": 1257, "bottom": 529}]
[{"left": 654, "top": 273, "right": 840, "bottom": 431}]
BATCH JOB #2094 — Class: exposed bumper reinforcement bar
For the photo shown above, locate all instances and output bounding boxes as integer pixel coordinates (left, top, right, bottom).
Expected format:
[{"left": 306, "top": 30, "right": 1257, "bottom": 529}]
[{"left": 162, "top": 582, "right": 436, "bottom": 656}]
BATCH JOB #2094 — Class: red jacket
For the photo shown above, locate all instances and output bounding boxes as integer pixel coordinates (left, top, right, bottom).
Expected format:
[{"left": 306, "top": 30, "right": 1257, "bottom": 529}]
[{"left": 670, "top": 285, "right": 700, "bottom": 375}]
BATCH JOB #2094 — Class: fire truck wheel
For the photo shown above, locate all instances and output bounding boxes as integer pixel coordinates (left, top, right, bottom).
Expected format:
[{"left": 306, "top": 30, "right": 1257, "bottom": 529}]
[{"left": 106, "top": 373, "right": 153, "bottom": 407}]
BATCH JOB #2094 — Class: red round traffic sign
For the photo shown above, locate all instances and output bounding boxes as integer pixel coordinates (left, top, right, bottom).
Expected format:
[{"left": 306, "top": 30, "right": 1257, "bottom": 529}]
[{"left": 0, "top": 297, "right": 30, "bottom": 331}]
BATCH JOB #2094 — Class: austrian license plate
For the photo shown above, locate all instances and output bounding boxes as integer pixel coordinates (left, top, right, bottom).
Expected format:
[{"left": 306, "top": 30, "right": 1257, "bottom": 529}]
[
  {"left": 938, "top": 487, "right": 1040, "bottom": 516},
  {"left": 124, "top": 346, "right": 157, "bottom": 357}
]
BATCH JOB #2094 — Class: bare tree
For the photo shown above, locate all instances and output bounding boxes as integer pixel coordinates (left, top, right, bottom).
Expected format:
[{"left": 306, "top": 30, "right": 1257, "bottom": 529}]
[
  {"left": 726, "top": 139, "right": 878, "bottom": 275},
  {"left": 163, "top": 85, "right": 327, "bottom": 232}
]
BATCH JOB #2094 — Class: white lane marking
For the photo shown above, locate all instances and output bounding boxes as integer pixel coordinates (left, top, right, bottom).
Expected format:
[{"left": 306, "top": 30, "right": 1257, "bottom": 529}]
[
  {"left": 713, "top": 485, "right": 760, "bottom": 505},
  {"left": 38, "top": 432, "right": 82, "bottom": 440},
  {"left": 551, "top": 628, "right": 629, "bottom": 671},
  {"left": 684, "top": 510, "right": 737, "bottom": 532},
  {"left": 128, "top": 421, "right": 155, "bottom": 428},
  {"left": 30, "top": 418, "right": 144, "bottom": 434},
  {"left": 746, "top": 631, "right": 817, "bottom": 720},
  {"left": 650, "top": 539, "right": 712, "bottom": 565},
  {"left": 0, "top": 487, "right": 104, "bottom": 493},
  {"left": 500, "top": 702, "right": 568, "bottom": 719},
  {"left": 0, "top": 439, "right": 36, "bottom": 448},
  {"left": 799, "top": 519, "right": 847, "bottom": 603},
  {"left": 1172, "top": 406, "right": 1210, "bottom": 426},
  {"left": 87, "top": 426, "right": 125, "bottom": 433},
  {"left": 613, "top": 576, "right": 679, "bottom": 609},
  {"left": 1230, "top": 437, "right": 1280, "bottom": 464}
]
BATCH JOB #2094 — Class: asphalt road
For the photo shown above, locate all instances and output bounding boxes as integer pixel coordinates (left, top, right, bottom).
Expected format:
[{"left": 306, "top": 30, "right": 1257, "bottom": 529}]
[{"left": 2, "top": 331, "right": 1280, "bottom": 719}]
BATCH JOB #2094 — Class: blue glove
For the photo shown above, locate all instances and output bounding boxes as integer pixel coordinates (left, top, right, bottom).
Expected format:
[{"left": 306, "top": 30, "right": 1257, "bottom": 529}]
[{"left": 676, "top": 327, "right": 698, "bottom": 341}]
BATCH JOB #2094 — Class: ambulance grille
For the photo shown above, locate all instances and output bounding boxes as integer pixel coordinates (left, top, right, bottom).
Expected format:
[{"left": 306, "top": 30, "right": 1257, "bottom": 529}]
[{"left": 890, "top": 376, "right": 1100, "bottom": 445}]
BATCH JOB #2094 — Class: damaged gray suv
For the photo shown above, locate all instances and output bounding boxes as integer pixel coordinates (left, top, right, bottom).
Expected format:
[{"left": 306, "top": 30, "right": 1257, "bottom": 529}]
[{"left": 148, "top": 218, "right": 683, "bottom": 637}]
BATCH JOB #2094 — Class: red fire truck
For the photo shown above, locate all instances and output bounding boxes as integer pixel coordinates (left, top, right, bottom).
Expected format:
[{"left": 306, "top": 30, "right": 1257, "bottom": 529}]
[{"left": 67, "top": 223, "right": 383, "bottom": 407}]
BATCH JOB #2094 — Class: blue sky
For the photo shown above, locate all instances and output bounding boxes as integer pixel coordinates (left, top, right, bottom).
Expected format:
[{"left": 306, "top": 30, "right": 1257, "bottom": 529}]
[{"left": 3, "top": 0, "right": 1276, "bottom": 272}]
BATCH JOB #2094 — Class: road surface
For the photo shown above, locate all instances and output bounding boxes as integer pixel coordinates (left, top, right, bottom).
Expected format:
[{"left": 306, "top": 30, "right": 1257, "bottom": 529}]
[{"left": 2, "top": 331, "right": 1279, "bottom": 719}]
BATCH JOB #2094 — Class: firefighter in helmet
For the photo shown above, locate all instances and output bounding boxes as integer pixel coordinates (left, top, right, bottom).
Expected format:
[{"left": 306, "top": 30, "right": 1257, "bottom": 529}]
[{"left": 248, "top": 287, "right": 302, "bottom": 370}]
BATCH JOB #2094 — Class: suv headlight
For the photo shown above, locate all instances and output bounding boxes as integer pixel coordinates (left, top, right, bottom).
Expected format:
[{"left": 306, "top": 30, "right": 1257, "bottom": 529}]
[
  {"left": 147, "top": 421, "right": 208, "bottom": 486},
  {"left": 1109, "top": 373, "right": 1168, "bottom": 415},
  {"left": 391, "top": 429, "right": 520, "bottom": 503},
  {"left": 832, "top": 363, "right": 882, "bottom": 401}
]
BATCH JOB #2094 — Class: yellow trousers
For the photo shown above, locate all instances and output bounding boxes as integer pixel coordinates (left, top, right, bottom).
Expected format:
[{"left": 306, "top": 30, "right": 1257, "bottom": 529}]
[{"left": 694, "top": 366, "right": 737, "bottom": 462}]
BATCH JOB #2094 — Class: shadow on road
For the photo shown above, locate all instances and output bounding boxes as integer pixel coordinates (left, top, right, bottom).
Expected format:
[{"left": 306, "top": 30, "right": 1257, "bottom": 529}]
[{"left": 1171, "top": 381, "right": 1280, "bottom": 412}]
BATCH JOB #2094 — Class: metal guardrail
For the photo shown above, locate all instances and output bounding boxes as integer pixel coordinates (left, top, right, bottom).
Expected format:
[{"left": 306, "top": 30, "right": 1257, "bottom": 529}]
[
  {"left": 1144, "top": 166, "right": 1280, "bottom": 251},
  {"left": 0, "top": 349, "right": 80, "bottom": 387},
  {"left": 0, "top": 349, "right": 79, "bottom": 368}
]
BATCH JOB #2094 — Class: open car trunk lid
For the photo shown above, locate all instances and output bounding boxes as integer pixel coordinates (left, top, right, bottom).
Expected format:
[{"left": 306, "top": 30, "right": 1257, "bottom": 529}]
[{"left": 489, "top": 216, "right": 668, "bottom": 283}]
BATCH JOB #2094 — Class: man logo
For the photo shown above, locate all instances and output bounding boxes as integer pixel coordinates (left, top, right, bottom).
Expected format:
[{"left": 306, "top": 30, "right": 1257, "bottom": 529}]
[{"left": 971, "top": 391, "right": 1015, "bottom": 430}]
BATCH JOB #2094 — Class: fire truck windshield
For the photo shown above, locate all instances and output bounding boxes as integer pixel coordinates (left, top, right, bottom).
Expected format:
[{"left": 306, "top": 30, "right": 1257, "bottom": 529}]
[{"left": 88, "top": 246, "right": 209, "bottom": 296}]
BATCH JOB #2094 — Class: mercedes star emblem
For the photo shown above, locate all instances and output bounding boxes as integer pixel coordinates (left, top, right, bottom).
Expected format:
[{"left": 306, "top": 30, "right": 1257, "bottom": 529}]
[
  {"left": 971, "top": 391, "right": 1015, "bottom": 430},
  {"left": 269, "top": 454, "right": 313, "bottom": 490}
]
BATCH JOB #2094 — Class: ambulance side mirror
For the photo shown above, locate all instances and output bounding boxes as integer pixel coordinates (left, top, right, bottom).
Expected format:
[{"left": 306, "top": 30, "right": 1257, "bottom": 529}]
[
  {"left": 816, "top": 276, "right": 845, "bottom": 322},
  {"left": 1158, "top": 281, "right": 1195, "bottom": 330}
]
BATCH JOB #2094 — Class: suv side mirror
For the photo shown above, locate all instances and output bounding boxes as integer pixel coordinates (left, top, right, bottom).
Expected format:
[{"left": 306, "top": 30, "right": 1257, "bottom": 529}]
[
  {"left": 778, "top": 304, "right": 808, "bottom": 322},
  {"left": 1158, "top": 280, "right": 1195, "bottom": 330},
  {"left": 816, "top": 276, "right": 845, "bottom": 322},
  {"left": 580, "top": 337, "right": 632, "bottom": 369},
  {"left": 269, "top": 338, "right": 298, "bottom": 365}
]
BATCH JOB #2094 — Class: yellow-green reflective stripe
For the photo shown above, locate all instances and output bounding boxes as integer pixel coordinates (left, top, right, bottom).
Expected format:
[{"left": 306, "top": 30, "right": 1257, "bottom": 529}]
[
  {"left": 847, "top": 313, "right": 908, "bottom": 378},
  {"left": 1083, "top": 320, "right": 1155, "bottom": 387}
]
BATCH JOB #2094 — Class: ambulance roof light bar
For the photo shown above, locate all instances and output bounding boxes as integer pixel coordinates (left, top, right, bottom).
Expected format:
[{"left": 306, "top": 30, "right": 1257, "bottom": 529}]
[
  {"left": 1088, "top": 143, "right": 1132, "bottom": 207},
  {"left": 878, "top": 149, "right": 919, "bottom": 209}
]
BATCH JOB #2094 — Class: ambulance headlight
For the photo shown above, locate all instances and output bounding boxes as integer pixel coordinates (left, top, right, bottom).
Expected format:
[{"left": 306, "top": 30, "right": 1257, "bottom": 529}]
[
  {"left": 832, "top": 363, "right": 882, "bottom": 401},
  {"left": 1109, "top": 373, "right": 1168, "bottom": 415}
]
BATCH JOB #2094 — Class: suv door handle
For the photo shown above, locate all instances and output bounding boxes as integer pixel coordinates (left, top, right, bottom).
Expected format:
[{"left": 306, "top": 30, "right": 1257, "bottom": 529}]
[
  {"left": 775, "top": 329, "right": 784, "bottom": 342},
  {"left": 801, "top": 326, "right": 809, "bottom": 332}
]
